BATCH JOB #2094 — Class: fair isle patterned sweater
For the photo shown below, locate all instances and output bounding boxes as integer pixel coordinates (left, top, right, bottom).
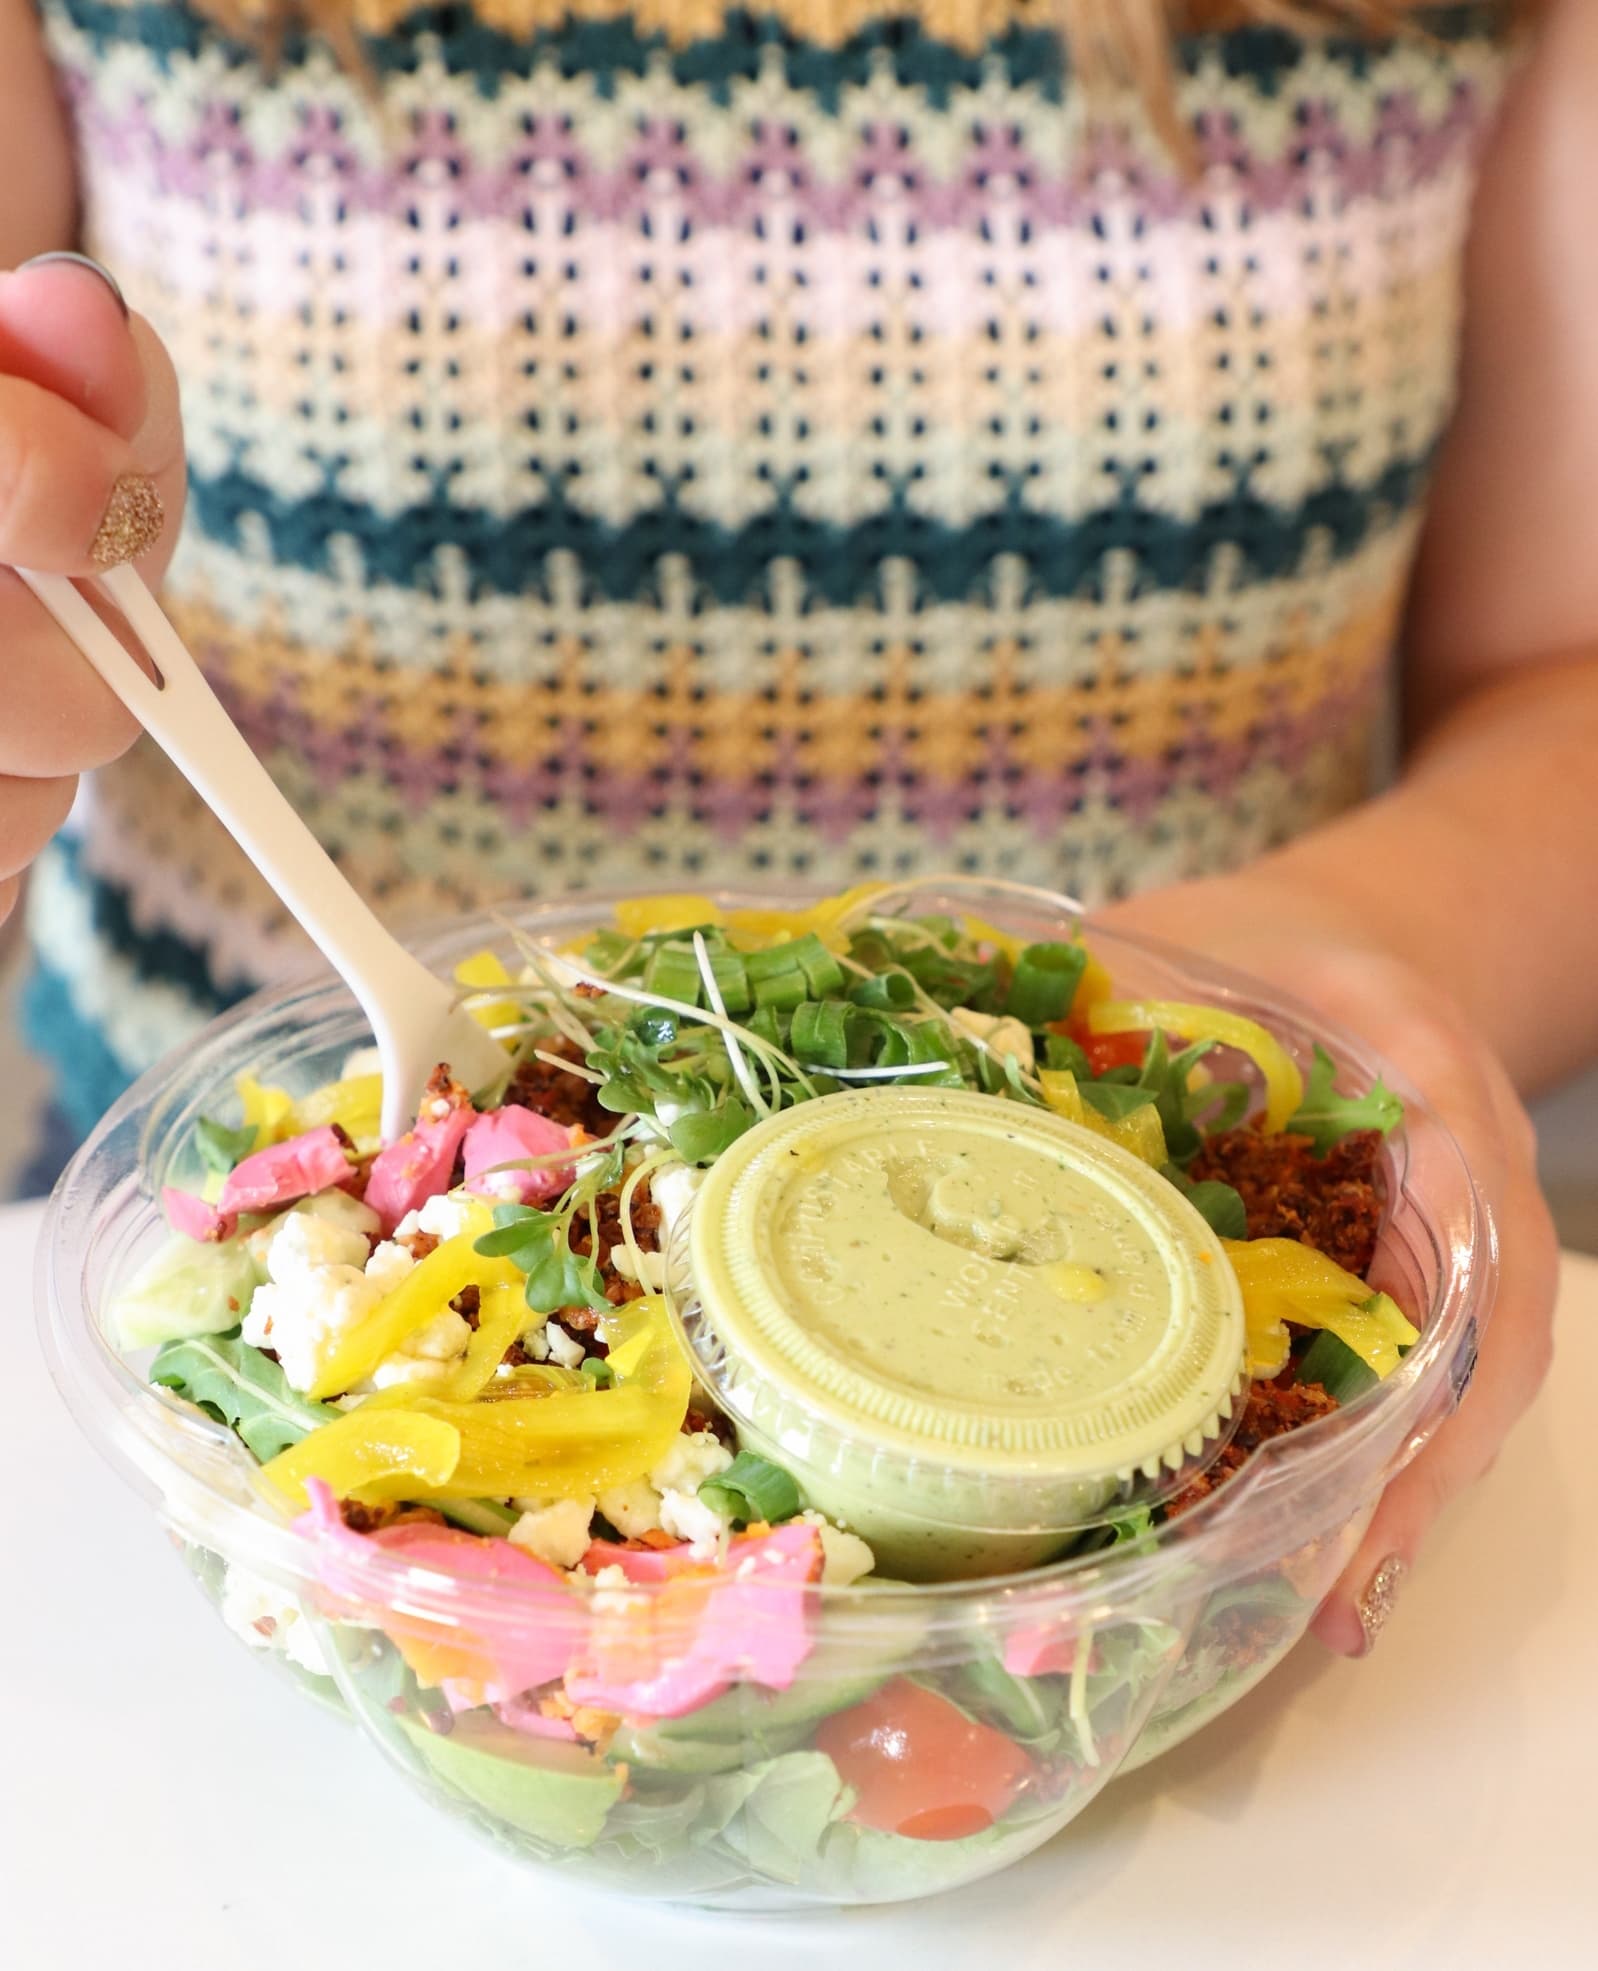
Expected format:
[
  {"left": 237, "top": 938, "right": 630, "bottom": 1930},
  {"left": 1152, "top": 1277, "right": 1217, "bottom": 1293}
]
[{"left": 27, "top": 1, "right": 1514, "bottom": 1133}]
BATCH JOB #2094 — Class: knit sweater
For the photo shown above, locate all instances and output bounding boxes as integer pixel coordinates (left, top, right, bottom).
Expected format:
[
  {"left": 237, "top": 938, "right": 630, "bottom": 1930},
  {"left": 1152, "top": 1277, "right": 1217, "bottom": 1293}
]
[{"left": 25, "top": 1, "right": 1515, "bottom": 1131}]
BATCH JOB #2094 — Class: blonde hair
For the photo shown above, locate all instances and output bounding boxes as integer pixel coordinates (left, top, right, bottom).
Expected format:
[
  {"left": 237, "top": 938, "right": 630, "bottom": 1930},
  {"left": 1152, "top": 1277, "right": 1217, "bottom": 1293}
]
[{"left": 198, "top": 2, "right": 1535, "bottom": 154}]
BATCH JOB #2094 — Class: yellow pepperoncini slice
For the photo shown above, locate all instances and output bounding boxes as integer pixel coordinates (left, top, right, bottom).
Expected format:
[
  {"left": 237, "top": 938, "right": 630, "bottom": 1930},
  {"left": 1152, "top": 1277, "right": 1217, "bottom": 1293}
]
[
  {"left": 440, "top": 1278, "right": 529, "bottom": 1402},
  {"left": 1089, "top": 1000, "right": 1305, "bottom": 1134},
  {"left": 260, "top": 1409, "right": 462, "bottom": 1510},
  {"left": 613, "top": 894, "right": 726, "bottom": 939},
  {"left": 400, "top": 1295, "right": 693, "bottom": 1502},
  {"left": 1221, "top": 1238, "right": 1419, "bottom": 1381},
  {"left": 962, "top": 914, "right": 1027, "bottom": 968},
  {"left": 290, "top": 1074, "right": 384, "bottom": 1149},
  {"left": 723, "top": 882, "right": 888, "bottom": 955},
  {"left": 454, "top": 951, "right": 523, "bottom": 1041},
  {"left": 304, "top": 1218, "right": 505, "bottom": 1402},
  {"left": 1074, "top": 950, "right": 1114, "bottom": 1014},
  {"left": 236, "top": 1073, "right": 295, "bottom": 1146},
  {"left": 1038, "top": 1068, "right": 1169, "bottom": 1167},
  {"left": 960, "top": 915, "right": 1109, "bottom": 1015}
]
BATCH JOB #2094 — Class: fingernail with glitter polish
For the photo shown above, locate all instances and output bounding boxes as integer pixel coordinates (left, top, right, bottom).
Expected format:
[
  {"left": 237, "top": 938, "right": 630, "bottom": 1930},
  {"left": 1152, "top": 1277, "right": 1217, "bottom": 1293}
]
[
  {"left": 91, "top": 473, "right": 165, "bottom": 568},
  {"left": 1357, "top": 1555, "right": 1408, "bottom": 1656},
  {"left": 17, "top": 250, "right": 129, "bottom": 319}
]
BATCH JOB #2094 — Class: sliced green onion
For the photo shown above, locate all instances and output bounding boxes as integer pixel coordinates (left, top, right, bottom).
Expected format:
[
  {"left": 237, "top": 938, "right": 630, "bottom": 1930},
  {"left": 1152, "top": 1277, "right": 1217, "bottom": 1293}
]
[
  {"left": 583, "top": 929, "right": 638, "bottom": 976},
  {"left": 698, "top": 1451, "right": 802, "bottom": 1526},
  {"left": 580, "top": 1357, "right": 615, "bottom": 1389},
  {"left": 707, "top": 946, "right": 752, "bottom": 1014},
  {"left": 849, "top": 970, "right": 916, "bottom": 1011},
  {"left": 790, "top": 999, "right": 851, "bottom": 1070},
  {"left": 644, "top": 943, "right": 704, "bottom": 1007},
  {"left": 744, "top": 944, "right": 803, "bottom": 985},
  {"left": 745, "top": 1006, "right": 787, "bottom": 1050},
  {"left": 795, "top": 938, "right": 845, "bottom": 1000},
  {"left": 1004, "top": 942, "right": 1088, "bottom": 1028},
  {"left": 1295, "top": 1329, "right": 1380, "bottom": 1403},
  {"left": 752, "top": 968, "right": 810, "bottom": 1012}
]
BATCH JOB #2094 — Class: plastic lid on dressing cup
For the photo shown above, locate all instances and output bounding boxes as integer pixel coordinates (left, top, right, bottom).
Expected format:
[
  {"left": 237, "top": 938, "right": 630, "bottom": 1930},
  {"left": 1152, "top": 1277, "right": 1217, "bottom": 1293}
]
[{"left": 681, "top": 1088, "right": 1249, "bottom": 1580}]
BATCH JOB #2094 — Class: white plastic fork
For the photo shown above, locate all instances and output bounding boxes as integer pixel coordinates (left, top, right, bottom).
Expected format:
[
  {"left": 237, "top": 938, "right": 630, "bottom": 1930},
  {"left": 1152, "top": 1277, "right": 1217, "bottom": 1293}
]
[{"left": 17, "top": 564, "right": 510, "bottom": 1142}]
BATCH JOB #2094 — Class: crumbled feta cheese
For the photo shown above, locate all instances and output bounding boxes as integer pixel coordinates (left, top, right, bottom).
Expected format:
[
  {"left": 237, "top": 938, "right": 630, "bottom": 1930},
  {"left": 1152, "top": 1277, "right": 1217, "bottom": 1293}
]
[
  {"left": 596, "top": 1478, "right": 662, "bottom": 1538},
  {"left": 649, "top": 1429, "right": 733, "bottom": 1497},
  {"left": 341, "top": 1044, "right": 383, "bottom": 1080},
  {"left": 246, "top": 1188, "right": 379, "bottom": 1274},
  {"left": 589, "top": 1561, "right": 645, "bottom": 1618},
  {"left": 220, "top": 1563, "right": 330, "bottom": 1676},
  {"left": 950, "top": 1007, "right": 1035, "bottom": 1072},
  {"left": 364, "top": 1240, "right": 417, "bottom": 1296},
  {"left": 658, "top": 1489, "right": 727, "bottom": 1551},
  {"left": 608, "top": 1245, "right": 668, "bottom": 1293},
  {"left": 473, "top": 1167, "right": 529, "bottom": 1203},
  {"left": 365, "top": 1307, "right": 472, "bottom": 1390},
  {"left": 544, "top": 1321, "right": 586, "bottom": 1371},
  {"left": 393, "top": 1192, "right": 478, "bottom": 1245},
  {"left": 508, "top": 1496, "right": 596, "bottom": 1571},
  {"left": 650, "top": 1162, "right": 702, "bottom": 1241},
  {"left": 241, "top": 1211, "right": 385, "bottom": 1392},
  {"left": 641, "top": 1431, "right": 734, "bottom": 1552},
  {"left": 800, "top": 1510, "right": 877, "bottom": 1587},
  {"left": 272, "top": 1206, "right": 373, "bottom": 1277}
]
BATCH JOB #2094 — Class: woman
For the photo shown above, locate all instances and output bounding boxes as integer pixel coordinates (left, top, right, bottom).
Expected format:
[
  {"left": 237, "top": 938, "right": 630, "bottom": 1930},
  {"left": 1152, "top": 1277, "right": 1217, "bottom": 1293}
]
[{"left": 0, "top": 0, "right": 1586, "bottom": 1653}]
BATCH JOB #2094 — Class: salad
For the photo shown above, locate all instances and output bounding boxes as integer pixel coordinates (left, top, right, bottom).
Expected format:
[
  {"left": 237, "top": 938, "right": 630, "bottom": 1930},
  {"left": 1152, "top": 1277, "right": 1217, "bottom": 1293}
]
[{"left": 119, "top": 881, "right": 1417, "bottom": 1904}]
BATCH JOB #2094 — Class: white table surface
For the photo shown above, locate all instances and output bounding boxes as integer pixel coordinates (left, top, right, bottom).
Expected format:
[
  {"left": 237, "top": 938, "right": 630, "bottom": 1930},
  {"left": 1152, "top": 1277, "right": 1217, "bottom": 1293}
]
[{"left": 4, "top": 1197, "right": 1594, "bottom": 1970}]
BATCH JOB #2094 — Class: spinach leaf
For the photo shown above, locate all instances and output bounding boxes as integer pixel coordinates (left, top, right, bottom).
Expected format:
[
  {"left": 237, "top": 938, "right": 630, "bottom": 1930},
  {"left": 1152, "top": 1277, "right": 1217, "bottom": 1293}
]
[
  {"left": 1161, "top": 1164, "right": 1249, "bottom": 1240},
  {"left": 1078, "top": 1080, "right": 1161, "bottom": 1122}
]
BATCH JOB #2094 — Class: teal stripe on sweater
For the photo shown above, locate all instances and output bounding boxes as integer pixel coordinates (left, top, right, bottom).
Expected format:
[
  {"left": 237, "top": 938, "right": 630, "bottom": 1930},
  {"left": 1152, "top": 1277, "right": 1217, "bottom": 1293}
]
[
  {"left": 46, "top": 1, "right": 1507, "bottom": 109},
  {"left": 184, "top": 452, "right": 1434, "bottom": 607}
]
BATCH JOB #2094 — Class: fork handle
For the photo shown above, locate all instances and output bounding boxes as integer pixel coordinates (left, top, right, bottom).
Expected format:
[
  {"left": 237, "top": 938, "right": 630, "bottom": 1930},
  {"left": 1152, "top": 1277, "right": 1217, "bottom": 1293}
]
[{"left": 17, "top": 565, "right": 459, "bottom": 1132}]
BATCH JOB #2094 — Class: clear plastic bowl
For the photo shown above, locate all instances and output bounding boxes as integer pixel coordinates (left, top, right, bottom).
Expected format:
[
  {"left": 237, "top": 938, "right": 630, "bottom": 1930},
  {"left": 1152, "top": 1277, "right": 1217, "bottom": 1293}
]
[{"left": 37, "top": 881, "right": 1494, "bottom": 1911}]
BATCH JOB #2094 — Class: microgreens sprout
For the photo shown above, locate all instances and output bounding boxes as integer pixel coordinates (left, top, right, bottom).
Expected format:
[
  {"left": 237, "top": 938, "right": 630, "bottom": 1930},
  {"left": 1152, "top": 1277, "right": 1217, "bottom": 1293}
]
[
  {"left": 531, "top": 1048, "right": 606, "bottom": 1086},
  {"left": 692, "top": 929, "right": 768, "bottom": 1117}
]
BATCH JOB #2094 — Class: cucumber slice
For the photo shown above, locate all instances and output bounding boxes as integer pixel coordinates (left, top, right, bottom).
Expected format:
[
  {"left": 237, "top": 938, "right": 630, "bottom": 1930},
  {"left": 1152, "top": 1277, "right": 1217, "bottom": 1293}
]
[{"left": 113, "top": 1236, "right": 265, "bottom": 1350}]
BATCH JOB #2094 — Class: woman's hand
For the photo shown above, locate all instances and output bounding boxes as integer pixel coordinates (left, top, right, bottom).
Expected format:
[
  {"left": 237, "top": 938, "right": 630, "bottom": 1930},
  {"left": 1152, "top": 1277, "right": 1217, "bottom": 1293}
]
[
  {"left": 0, "top": 253, "right": 187, "bottom": 929},
  {"left": 1098, "top": 870, "right": 1560, "bottom": 1656}
]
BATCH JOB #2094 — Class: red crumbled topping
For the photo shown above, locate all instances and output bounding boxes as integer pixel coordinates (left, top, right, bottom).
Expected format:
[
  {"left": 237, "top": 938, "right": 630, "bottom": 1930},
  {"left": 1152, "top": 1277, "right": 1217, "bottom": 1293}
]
[
  {"left": 1165, "top": 1379, "right": 1341, "bottom": 1517},
  {"left": 1190, "top": 1126, "right": 1384, "bottom": 1275},
  {"left": 506, "top": 1040, "right": 612, "bottom": 1135}
]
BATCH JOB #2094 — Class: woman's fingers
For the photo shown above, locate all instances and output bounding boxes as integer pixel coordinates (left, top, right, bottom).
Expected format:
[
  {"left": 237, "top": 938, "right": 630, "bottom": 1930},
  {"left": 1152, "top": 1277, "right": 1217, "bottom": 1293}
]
[
  {"left": 0, "top": 256, "right": 148, "bottom": 439},
  {"left": 0, "top": 570, "right": 143, "bottom": 774},
  {"left": 0, "top": 258, "right": 189, "bottom": 785},
  {"left": 0, "top": 770, "right": 77, "bottom": 880},
  {"left": 1312, "top": 1079, "right": 1560, "bottom": 1655},
  {"left": 0, "top": 373, "right": 164, "bottom": 573}
]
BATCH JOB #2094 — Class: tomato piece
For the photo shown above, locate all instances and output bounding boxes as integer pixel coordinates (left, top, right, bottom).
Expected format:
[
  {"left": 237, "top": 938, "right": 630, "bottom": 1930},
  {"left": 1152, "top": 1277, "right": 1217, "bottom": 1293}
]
[
  {"left": 813, "top": 1678, "right": 1035, "bottom": 1842},
  {"left": 1083, "top": 1031, "right": 1151, "bottom": 1074},
  {"left": 1052, "top": 1016, "right": 1151, "bottom": 1076}
]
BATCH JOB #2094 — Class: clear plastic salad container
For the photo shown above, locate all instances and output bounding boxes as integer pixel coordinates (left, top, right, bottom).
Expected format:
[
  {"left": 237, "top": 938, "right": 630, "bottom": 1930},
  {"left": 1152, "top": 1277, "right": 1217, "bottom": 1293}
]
[{"left": 37, "top": 881, "right": 1494, "bottom": 1911}]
